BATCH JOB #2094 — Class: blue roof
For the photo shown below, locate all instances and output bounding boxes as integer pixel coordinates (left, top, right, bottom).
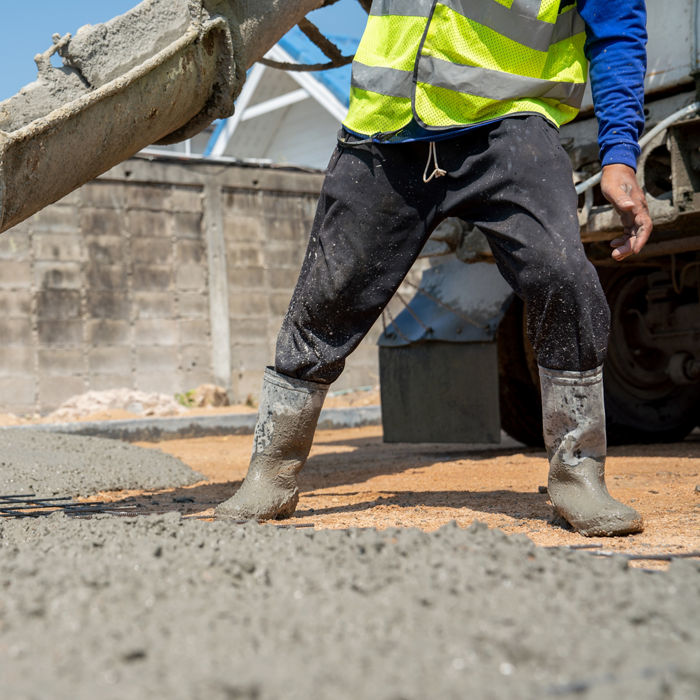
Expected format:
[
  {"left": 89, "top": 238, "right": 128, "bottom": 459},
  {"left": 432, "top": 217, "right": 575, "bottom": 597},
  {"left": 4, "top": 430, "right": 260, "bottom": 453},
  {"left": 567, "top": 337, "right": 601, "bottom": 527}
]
[
  {"left": 203, "top": 24, "right": 360, "bottom": 156},
  {"left": 277, "top": 26, "right": 360, "bottom": 107}
]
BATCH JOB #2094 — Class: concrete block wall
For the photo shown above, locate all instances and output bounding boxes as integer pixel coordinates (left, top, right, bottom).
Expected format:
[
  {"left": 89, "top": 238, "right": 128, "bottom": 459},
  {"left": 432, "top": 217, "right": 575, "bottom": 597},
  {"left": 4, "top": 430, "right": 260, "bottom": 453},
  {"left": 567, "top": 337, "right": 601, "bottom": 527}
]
[{"left": 0, "top": 156, "right": 384, "bottom": 414}]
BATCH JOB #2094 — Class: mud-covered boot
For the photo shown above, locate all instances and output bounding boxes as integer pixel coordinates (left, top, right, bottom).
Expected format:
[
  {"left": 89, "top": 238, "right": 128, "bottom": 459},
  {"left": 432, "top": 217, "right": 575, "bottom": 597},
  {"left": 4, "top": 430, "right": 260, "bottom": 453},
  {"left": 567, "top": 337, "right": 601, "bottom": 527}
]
[
  {"left": 539, "top": 365, "right": 643, "bottom": 537},
  {"left": 216, "top": 368, "right": 328, "bottom": 521}
]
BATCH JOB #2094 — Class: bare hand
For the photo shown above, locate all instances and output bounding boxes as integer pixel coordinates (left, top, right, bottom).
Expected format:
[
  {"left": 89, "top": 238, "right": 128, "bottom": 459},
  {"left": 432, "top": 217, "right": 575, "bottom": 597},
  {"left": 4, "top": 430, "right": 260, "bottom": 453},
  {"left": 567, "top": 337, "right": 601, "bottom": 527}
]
[{"left": 600, "top": 164, "right": 653, "bottom": 261}]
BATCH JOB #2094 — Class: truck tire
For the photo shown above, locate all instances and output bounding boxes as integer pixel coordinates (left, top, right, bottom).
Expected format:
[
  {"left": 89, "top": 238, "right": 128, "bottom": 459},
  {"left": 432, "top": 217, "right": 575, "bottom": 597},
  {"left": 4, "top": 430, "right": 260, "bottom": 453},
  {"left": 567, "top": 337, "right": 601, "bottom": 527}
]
[
  {"left": 600, "top": 268, "right": 700, "bottom": 444},
  {"left": 497, "top": 281, "right": 699, "bottom": 446},
  {"left": 497, "top": 296, "right": 544, "bottom": 446}
]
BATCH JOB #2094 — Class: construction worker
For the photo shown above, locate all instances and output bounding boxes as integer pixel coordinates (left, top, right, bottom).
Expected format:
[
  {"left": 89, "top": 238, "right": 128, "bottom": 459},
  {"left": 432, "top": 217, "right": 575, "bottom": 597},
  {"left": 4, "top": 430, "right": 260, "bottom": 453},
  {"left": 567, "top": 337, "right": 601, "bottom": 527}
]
[{"left": 217, "top": 0, "right": 652, "bottom": 536}]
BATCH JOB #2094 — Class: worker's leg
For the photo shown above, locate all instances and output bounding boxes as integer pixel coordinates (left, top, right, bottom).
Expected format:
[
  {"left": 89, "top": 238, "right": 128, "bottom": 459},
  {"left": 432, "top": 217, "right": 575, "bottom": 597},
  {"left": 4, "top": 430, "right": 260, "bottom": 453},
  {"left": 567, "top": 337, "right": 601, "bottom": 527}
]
[
  {"left": 445, "top": 115, "right": 642, "bottom": 535},
  {"left": 443, "top": 115, "right": 607, "bottom": 371},
  {"left": 274, "top": 138, "right": 441, "bottom": 384},
  {"left": 216, "top": 367, "right": 329, "bottom": 521},
  {"left": 217, "top": 137, "right": 442, "bottom": 520}
]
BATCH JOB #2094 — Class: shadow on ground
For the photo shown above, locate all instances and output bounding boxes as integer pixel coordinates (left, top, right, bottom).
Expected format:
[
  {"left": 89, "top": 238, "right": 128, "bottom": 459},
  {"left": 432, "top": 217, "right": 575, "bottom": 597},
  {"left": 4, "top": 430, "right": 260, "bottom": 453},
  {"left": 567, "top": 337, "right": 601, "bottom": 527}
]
[{"left": 91, "top": 431, "right": 700, "bottom": 536}]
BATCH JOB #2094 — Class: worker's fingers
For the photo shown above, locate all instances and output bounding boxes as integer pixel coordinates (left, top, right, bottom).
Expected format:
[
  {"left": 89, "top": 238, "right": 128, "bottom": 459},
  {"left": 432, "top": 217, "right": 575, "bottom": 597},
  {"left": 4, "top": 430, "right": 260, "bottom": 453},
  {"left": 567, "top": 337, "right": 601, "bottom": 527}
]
[
  {"left": 610, "top": 236, "right": 635, "bottom": 261},
  {"left": 631, "top": 211, "right": 653, "bottom": 250},
  {"left": 610, "top": 211, "right": 653, "bottom": 261}
]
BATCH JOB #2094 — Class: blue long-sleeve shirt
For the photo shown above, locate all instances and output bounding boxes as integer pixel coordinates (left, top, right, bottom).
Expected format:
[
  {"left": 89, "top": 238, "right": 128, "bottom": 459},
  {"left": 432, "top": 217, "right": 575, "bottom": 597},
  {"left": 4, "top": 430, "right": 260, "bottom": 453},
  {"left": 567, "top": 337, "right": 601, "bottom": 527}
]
[
  {"left": 348, "top": 0, "right": 648, "bottom": 170},
  {"left": 578, "top": 0, "right": 647, "bottom": 169}
]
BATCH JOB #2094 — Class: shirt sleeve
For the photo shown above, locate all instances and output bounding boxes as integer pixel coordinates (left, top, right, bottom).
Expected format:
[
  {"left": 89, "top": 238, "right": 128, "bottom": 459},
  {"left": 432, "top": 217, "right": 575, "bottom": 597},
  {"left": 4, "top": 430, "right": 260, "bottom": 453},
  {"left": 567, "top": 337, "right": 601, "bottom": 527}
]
[{"left": 577, "top": 0, "right": 648, "bottom": 170}]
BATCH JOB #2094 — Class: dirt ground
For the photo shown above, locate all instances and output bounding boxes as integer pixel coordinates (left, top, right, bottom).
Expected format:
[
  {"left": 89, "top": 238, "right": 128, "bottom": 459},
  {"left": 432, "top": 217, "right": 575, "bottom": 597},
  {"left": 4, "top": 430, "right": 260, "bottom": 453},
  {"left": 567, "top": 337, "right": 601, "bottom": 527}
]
[
  {"left": 3, "top": 387, "right": 698, "bottom": 562},
  {"left": 99, "top": 422, "right": 700, "bottom": 568}
]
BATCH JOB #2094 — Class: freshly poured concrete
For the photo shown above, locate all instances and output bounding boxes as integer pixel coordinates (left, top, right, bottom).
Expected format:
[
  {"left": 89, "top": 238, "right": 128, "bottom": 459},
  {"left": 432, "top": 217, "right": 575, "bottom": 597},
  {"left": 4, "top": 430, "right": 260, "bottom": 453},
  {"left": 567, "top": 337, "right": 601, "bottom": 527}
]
[
  {"left": 0, "top": 0, "right": 327, "bottom": 234},
  {"left": 0, "top": 0, "right": 191, "bottom": 134},
  {"left": 0, "top": 429, "right": 202, "bottom": 497},
  {"left": 0, "top": 515, "right": 698, "bottom": 698},
  {"left": 0, "top": 424, "right": 697, "bottom": 698}
]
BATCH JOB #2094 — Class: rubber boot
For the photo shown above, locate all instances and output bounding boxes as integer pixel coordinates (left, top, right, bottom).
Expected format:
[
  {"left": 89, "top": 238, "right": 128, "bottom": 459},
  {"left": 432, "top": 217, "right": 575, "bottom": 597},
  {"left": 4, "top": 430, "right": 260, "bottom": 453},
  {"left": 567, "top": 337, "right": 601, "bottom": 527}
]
[
  {"left": 215, "top": 367, "right": 328, "bottom": 521},
  {"left": 539, "top": 365, "right": 643, "bottom": 537}
]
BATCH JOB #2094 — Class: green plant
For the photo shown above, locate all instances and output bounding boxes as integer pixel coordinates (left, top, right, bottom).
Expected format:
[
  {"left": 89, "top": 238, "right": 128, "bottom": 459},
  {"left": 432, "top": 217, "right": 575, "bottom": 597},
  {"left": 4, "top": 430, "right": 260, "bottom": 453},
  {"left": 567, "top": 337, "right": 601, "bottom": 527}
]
[{"left": 175, "top": 390, "right": 197, "bottom": 408}]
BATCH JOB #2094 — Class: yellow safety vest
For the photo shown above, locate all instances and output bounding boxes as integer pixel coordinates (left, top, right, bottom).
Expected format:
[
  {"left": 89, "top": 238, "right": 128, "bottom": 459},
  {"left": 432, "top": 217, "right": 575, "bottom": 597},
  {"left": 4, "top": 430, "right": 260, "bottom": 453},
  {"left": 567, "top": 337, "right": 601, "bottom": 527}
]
[{"left": 343, "top": 0, "right": 588, "bottom": 137}]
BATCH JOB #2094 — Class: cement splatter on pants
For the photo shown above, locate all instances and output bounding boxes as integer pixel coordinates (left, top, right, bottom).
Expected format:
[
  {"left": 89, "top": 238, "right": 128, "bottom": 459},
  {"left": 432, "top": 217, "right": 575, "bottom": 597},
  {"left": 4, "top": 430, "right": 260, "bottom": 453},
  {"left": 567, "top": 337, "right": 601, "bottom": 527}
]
[{"left": 276, "top": 115, "right": 608, "bottom": 384}]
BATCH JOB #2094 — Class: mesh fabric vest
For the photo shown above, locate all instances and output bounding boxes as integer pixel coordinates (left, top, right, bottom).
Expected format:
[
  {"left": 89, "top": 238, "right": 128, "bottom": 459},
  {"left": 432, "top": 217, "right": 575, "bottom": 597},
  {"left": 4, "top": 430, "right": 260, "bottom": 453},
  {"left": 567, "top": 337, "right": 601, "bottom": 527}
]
[{"left": 343, "top": 0, "right": 588, "bottom": 137}]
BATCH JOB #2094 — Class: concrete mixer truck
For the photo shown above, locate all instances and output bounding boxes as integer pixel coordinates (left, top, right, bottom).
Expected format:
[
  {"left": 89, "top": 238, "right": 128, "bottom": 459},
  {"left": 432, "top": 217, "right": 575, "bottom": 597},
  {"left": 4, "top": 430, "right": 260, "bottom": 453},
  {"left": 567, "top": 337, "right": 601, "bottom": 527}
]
[
  {"left": 0, "top": 0, "right": 698, "bottom": 446},
  {"left": 376, "top": 1, "right": 700, "bottom": 447}
]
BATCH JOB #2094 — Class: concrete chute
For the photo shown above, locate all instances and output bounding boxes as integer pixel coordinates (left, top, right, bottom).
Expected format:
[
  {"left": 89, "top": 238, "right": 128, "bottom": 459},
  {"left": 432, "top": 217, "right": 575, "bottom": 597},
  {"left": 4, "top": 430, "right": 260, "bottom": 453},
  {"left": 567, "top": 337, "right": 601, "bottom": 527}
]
[{"left": 0, "top": 0, "right": 333, "bottom": 233}]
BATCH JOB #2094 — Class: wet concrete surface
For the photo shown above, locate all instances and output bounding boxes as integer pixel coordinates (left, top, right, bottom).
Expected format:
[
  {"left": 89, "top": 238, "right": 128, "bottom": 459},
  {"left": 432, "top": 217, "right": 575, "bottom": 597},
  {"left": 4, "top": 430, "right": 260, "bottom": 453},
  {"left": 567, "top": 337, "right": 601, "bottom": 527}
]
[
  {"left": 0, "top": 425, "right": 698, "bottom": 698},
  {"left": 0, "top": 513, "right": 698, "bottom": 699},
  {"left": 0, "top": 429, "right": 202, "bottom": 497}
]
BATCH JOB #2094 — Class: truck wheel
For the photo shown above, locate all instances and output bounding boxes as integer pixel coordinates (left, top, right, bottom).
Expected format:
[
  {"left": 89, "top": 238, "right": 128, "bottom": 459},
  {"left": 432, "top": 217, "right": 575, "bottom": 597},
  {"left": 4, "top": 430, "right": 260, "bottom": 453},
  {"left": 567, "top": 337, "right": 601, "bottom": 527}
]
[
  {"left": 497, "top": 296, "right": 544, "bottom": 446},
  {"left": 601, "top": 269, "right": 700, "bottom": 444},
  {"left": 497, "top": 280, "right": 699, "bottom": 447}
]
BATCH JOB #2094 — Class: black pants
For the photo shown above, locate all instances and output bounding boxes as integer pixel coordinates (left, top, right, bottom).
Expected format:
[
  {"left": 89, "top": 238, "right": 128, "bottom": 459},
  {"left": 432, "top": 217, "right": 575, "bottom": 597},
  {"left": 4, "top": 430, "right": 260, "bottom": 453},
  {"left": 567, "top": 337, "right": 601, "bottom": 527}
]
[{"left": 276, "top": 115, "right": 609, "bottom": 384}]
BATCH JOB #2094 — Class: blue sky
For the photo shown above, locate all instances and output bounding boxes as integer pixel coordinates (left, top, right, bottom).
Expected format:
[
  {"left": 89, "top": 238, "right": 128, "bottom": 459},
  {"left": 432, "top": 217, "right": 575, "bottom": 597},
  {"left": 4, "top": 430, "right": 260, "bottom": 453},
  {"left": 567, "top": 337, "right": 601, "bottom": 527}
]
[{"left": 0, "top": 0, "right": 367, "bottom": 101}]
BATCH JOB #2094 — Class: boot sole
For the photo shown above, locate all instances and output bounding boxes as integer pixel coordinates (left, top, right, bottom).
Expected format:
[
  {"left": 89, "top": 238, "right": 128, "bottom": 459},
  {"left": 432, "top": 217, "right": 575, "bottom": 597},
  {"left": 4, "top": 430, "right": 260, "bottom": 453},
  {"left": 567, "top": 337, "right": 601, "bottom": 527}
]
[
  {"left": 214, "top": 491, "right": 299, "bottom": 522},
  {"left": 566, "top": 514, "right": 644, "bottom": 538}
]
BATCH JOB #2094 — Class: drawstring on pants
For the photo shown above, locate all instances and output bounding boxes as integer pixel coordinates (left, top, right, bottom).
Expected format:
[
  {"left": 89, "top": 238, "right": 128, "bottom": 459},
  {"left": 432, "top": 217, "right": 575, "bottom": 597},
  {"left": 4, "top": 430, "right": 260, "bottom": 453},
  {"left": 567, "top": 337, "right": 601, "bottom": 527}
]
[{"left": 423, "top": 141, "right": 447, "bottom": 183}]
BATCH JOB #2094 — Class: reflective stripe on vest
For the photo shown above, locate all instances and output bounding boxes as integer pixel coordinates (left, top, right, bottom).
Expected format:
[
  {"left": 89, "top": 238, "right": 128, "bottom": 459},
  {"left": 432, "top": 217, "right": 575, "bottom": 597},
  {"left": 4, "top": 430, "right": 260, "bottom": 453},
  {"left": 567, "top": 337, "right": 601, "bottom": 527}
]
[
  {"left": 369, "top": 0, "right": 433, "bottom": 16},
  {"left": 369, "top": 0, "right": 584, "bottom": 52},
  {"left": 352, "top": 58, "right": 586, "bottom": 106},
  {"left": 343, "top": 0, "right": 588, "bottom": 137}
]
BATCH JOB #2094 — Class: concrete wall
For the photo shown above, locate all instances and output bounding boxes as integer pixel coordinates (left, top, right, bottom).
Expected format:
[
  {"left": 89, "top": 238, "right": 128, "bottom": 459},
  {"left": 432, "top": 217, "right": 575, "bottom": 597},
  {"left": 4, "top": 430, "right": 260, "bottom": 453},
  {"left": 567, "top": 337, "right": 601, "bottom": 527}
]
[{"left": 0, "top": 155, "right": 383, "bottom": 414}]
